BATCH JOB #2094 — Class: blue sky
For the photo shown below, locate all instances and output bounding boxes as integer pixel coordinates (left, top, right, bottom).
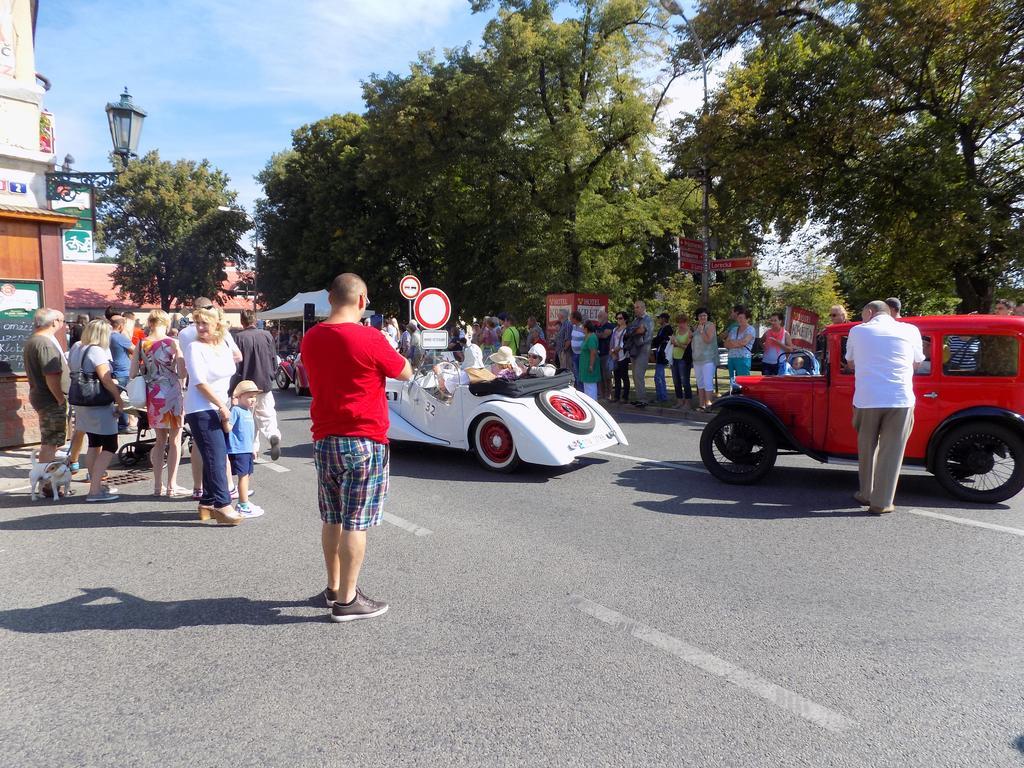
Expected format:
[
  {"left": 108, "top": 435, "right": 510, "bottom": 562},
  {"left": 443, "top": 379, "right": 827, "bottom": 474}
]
[{"left": 36, "top": 1, "right": 716, "bottom": 216}]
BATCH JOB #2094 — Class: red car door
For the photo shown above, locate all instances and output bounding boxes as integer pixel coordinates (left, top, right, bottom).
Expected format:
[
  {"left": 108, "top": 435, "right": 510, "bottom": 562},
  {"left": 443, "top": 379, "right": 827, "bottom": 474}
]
[{"left": 825, "top": 333, "right": 858, "bottom": 456}]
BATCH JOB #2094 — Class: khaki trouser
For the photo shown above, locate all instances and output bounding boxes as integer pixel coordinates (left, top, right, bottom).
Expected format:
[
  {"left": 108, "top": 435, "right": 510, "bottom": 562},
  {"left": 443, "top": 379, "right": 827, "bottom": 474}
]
[
  {"left": 253, "top": 391, "right": 281, "bottom": 456},
  {"left": 852, "top": 406, "right": 915, "bottom": 510},
  {"left": 632, "top": 355, "right": 649, "bottom": 401}
]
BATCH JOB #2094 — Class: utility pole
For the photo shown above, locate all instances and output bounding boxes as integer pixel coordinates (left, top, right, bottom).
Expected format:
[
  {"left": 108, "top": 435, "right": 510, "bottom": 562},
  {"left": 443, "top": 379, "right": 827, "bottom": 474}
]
[{"left": 659, "top": 0, "right": 711, "bottom": 306}]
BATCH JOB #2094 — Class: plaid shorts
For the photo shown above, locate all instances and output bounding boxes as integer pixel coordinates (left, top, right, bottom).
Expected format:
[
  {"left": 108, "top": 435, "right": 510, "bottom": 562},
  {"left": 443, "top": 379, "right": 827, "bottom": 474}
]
[
  {"left": 36, "top": 401, "right": 68, "bottom": 446},
  {"left": 314, "top": 436, "right": 389, "bottom": 530}
]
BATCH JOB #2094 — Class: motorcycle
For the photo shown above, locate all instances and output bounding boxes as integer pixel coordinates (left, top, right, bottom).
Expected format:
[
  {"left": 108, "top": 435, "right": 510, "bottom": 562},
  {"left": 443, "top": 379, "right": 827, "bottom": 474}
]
[
  {"left": 276, "top": 354, "right": 310, "bottom": 396},
  {"left": 276, "top": 355, "right": 298, "bottom": 392}
]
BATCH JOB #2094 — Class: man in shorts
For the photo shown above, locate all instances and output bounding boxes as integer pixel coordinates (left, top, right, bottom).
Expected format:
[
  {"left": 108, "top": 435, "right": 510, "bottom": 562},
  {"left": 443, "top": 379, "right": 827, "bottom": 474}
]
[
  {"left": 301, "top": 273, "right": 412, "bottom": 622},
  {"left": 23, "top": 308, "right": 69, "bottom": 463}
]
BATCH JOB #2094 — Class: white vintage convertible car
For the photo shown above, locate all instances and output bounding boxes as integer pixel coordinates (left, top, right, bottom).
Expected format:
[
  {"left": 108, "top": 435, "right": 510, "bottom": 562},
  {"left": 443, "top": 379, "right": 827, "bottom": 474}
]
[{"left": 386, "top": 365, "right": 628, "bottom": 471}]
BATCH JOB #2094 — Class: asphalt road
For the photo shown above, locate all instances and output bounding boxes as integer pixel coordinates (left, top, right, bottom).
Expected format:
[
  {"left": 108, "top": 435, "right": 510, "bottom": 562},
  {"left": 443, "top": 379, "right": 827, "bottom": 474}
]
[{"left": 2, "top": 390, "right": 1023, "bottom": 767}]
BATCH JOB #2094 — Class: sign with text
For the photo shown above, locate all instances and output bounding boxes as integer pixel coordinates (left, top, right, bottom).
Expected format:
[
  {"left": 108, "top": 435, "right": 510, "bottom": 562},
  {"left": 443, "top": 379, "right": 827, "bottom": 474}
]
[
  {"left": 710, "top": 257, "right": 754, "bottom": 271},
  {"left": 421, "top": 330, "right": 449, "bottom": 349},
  {"left": 785, "top": 306, "right": 819, "bottom": 350},
  {"left": 678, "top": 237, "right": 705, "bottom": 271},
  {"left": 544, "top": 292, "right": 609, "bottom": 354},
  {"left": 0, "top": 280, "right": 43, "bottom": 375}
]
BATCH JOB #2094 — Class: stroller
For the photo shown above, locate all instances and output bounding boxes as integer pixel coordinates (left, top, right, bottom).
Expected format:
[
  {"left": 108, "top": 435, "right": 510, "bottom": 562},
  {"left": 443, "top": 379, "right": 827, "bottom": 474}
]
[
  {"left": 777, "top": 348, "right": 821, "bottom": 376},
  {"left": 116, "top": 407, "right": 193, "bottom": 467}
]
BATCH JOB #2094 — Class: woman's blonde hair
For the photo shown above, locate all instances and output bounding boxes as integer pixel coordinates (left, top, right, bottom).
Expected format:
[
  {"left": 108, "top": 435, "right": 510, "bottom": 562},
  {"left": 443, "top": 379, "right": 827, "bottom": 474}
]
[
  {"left": 80, "top": 319, "right": 111, "bottom": 348},
  {"left": 191, "top": 307, "right": 227, "bottom": 344},
  {"left": 147, "top": 309, "right": 170, "bottom": 329}
]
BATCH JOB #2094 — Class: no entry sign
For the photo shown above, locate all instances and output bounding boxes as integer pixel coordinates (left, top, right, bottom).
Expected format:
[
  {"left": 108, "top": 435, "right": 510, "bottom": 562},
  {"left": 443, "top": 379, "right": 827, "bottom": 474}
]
[
  {"left": 399, "top": 274, "right": 421, "bottom": 300},
  {"left": 413, "top": 287, "right": 451, "bottom": 330}
]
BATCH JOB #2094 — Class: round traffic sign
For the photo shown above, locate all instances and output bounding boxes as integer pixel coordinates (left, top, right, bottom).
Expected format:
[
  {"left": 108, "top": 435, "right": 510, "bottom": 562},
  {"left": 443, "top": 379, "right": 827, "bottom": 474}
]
[
  {"left": 399, "top": 274, "right": 421, "bottom": 300},
  {"left": 413, "top": 287, "right": 451, "bottom": 330}
]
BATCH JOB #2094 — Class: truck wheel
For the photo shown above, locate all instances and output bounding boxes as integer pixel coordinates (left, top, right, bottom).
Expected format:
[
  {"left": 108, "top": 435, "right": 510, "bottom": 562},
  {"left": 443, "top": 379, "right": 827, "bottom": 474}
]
[
  {"left": 472, "top": 415, "right": 521, "bottom": 472},
  {"left": 933, "top": 422, "right": 1024, "bottom": 503},
  {"left": 700, "top": 411, "right": 778, "bottom": 484}
]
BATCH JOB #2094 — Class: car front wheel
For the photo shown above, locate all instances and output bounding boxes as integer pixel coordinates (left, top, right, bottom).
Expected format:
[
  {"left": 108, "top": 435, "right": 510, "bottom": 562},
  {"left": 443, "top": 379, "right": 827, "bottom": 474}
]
[
  {"left": 700, "top": 410, "right": 778, "bottom": 484},
  {"left": 472, "top": 415, "right": 521, "bottom": 472},
  {"left": 933, "top": 422, "right": 1024, "bottom": 503},
  {"left": 276, "top": 370, "right": 290, "bottom": 391}
]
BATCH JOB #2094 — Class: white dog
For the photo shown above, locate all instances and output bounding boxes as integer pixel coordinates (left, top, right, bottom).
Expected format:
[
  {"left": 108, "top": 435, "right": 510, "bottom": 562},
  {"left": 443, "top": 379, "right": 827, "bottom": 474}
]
[{"left": 30, "top": 452, "right": 72, "bottom": 501}]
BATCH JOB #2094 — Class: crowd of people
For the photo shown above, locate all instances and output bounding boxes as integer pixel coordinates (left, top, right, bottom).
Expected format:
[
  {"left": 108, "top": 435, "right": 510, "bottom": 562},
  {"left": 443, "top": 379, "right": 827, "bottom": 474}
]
[{"left": 24, "top": 300, "right": 281, "bottom": 519}]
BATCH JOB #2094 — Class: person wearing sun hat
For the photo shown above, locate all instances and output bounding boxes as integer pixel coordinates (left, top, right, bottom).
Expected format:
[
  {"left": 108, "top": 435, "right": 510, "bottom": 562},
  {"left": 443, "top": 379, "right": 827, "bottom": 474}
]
[
  {"left": 488, "top": 345, "right": 523, "bottom": 380},
  {"left": 226, "top": 379, "right": 264, "bottom": 518}
]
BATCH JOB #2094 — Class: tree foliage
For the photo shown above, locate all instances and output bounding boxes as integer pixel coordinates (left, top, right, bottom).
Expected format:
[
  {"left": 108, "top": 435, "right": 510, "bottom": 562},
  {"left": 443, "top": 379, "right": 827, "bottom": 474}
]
[
  {"left": 99, "top": 151, "right": 250, "bottom": 311},
  {"left": 256, "top": 0, "right": 700, "bottom": 319},
  {"left": 667, "top": 0, "right": 1024, "bottom": 312}
]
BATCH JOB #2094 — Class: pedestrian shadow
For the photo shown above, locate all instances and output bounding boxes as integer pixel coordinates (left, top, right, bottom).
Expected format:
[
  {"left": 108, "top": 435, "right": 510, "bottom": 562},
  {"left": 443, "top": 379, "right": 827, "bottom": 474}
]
[
  {"left": 0, "top": 587, "right": 325, "bottom": 633},
  {"left": 0, "top": 494, "right": 203, "bottom": 529},
  {"left": 610, "top": 460, "right": 1014, "bottom": 519},
  {"left": 278, "top": 442, "right": 314, "bottom": 460},
  {"left": 611, "top": 463, "right": 871, "bottom": 519}
]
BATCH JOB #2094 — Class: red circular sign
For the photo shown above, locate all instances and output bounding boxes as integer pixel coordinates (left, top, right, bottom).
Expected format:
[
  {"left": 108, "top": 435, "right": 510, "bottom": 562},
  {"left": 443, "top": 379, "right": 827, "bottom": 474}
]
[
  {"left": 413, "top": 287, "right": 451, "bottom": 330},
  {"left": 399, "top": 274, "right": 421, "bottom": 300}
]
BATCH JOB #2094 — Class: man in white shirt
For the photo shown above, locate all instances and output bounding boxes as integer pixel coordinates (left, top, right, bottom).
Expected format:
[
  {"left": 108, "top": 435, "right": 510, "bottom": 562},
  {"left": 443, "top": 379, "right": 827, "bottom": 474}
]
[{"left": 845, "top": 300, "right": 925, "bottom": 515}]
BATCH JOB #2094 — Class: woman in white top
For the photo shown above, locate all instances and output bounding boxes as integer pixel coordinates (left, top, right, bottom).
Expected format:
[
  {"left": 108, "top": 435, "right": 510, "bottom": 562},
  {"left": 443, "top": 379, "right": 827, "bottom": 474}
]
[
  {"left": 68, "top": 320, "right": 125, "bottom": 502},
  {"left": 184, "top": 308, "right": 242, "bottom": 525}
]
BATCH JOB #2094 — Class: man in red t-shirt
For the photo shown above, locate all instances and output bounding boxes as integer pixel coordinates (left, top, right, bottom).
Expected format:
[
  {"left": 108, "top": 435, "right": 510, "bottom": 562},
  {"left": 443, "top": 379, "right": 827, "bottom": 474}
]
[{"left": 301, "top": 273, "right": 412, "bottom": 623}]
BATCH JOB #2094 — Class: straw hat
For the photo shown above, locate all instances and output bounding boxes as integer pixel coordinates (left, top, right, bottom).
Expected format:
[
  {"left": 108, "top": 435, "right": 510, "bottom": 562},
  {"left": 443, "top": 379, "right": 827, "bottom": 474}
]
[
  {"left": 488, "top": 346, "right": 517, "bottom": 365},
  {"left": 233, "top": 380, "right": 262, "bottom": 397}
]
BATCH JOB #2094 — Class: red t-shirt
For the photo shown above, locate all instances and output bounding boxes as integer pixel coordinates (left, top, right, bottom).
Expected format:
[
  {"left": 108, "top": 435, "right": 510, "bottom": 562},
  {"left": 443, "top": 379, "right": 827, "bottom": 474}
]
[{"left": 301, "top": 322, "right": 407, "bottom": 443}]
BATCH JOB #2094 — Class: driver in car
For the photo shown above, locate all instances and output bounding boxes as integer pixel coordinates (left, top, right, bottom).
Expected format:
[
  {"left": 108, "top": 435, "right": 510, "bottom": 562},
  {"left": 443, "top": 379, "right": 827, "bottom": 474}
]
[
  {"left": 434, "top": 343, "right": 495, "bottom": 397},
  {"left": 523, "top": 343, "right": 556, "bottom": 377}
]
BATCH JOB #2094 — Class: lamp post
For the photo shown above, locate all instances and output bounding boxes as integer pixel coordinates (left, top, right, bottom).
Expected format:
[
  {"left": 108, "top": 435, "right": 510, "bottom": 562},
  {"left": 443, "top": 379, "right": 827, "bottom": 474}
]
[
  {"left": 659, "top": 0, "right": 711, "bottom": 307},
  {"left": 218, "top": 206, "right": 259, "bottom": 314},
  {"left": 46, "top": 88, "right": 147, "bottom": 202}
]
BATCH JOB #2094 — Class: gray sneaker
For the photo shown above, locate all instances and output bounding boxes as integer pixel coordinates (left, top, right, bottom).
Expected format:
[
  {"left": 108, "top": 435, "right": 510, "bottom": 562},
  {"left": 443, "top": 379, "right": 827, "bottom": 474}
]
[
  {"left": 86, "top": 489, "right": 120, "bottom": 502},
  {"left": 269, "top": 434, "right": 281, "bottom": 461},
  {"left": 330, "top": 588, "right": 389, "bottom": 623}
]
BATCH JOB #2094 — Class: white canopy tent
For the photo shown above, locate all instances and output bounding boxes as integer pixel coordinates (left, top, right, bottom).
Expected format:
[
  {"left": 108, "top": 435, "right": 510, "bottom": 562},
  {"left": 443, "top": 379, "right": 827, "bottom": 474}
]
[
  {"left": 260, "top": 290, "right": 375, "bottom": 321},
  {"left": 259, "top": 290, "right": 331, "bottom": 320}
]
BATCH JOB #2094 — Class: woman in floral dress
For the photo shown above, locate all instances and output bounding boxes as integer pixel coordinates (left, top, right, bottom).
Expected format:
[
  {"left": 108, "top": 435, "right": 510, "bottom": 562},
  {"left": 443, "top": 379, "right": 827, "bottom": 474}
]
[{"left": 129, "top": 310, "right": 187, "bottom": 496}]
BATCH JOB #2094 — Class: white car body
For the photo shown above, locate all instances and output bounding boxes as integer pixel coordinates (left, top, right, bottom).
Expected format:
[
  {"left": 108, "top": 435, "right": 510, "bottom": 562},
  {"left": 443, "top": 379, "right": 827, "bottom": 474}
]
[{"left": 385, "top": 369, "right": 628, "bottom": 469}]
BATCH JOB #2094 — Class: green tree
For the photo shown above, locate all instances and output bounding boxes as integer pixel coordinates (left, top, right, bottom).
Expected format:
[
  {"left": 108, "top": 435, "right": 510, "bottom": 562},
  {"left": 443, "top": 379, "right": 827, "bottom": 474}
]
[
  {"left": 254, "top": 114, "right": 381, "bottom": 310},
  {"left": 667, "top": 0, "right": 1024, "bottom": 312},
  {"left": 99, "top": 151, "right": 250, "bottom": 311},
  {"left": 256, "top": 1, "right": 700, "bottom": 320}
]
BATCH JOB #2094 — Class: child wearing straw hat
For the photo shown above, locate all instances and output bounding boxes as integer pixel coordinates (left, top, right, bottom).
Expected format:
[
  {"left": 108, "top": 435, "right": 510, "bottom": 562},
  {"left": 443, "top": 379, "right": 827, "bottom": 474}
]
[{"left": 227, "top": 380, "right": 264, "bottom": 518}]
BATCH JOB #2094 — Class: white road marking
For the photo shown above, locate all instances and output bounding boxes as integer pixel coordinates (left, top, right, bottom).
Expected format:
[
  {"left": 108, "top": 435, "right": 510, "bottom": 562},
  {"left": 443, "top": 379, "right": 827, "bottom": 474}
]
[
  {"left": 383, "top": 512, "right": 433, "bottom": 537},
  {"left": 681, "top": 497, "right": 736, "bottom": 505},
  {"left": 595, "top": 450, "right": 706, "bottom": 475},
  {"left": 569, "top": 595, "right": 856, "bottom": 733},
  {"left": 905, "top": 508, "right": 1024, "bottom": 537},
  {"left": 752, "top": 502, "right": 789, "bottom": 507},
  {"left": 1, "top": 484, "right": 32, "bottom": 494},
  {"left": 260, "top": 462, "right": 291, "bottom": 473}
]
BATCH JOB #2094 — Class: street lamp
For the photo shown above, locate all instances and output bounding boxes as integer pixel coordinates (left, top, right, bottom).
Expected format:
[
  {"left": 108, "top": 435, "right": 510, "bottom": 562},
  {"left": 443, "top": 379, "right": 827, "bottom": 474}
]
[
  {"left": 46, "top": 88, "right": 147, "bottom": 202},
  {"left": 218, "top": 206, "right": 259, "bottom": 313},
  {"left": 105, "top": 88, "right": 148, "bottom": 162},
  {"left": 659, "top": 0, "right": 712, "bottom": 306}
]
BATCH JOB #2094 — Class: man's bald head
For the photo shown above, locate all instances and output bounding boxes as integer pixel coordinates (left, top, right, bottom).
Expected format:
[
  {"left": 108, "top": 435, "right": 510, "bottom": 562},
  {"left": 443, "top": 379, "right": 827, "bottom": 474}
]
[
  {"left": 863, "top": 300, "right": 890, "bottom": 320},
  {"left": 329, "top": 273, "right": 367, "bottom": 307}
]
